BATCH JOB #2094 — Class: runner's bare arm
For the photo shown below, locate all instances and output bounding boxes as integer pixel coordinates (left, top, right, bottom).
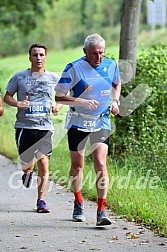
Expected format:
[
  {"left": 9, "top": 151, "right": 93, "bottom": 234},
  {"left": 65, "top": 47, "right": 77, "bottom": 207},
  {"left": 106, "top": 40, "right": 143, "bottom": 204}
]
[
  {"left": 0, "top": 96, "right": 4, "bottom": 116},
  {"left": 55, "top": 90, "right": 99, "bottom": 110},
  {"left": 110, "top": 82, "right": 121, "bottom": 115},
  {"left": 4, "top": 91, "right": 29, "bottom": 109}
]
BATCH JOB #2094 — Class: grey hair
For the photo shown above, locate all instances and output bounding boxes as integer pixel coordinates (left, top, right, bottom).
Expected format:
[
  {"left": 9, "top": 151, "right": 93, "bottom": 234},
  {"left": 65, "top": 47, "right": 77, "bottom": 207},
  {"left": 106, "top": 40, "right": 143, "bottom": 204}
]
[{"left": 84, "top": 33, "right": 105, "bottom": 49}]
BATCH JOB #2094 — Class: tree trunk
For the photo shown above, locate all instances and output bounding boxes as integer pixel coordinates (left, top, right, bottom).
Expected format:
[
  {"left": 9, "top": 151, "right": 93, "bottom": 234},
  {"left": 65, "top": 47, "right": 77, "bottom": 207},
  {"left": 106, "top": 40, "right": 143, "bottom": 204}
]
[{"left": 119, "top": 0, "right": 143, "bottom": 77}]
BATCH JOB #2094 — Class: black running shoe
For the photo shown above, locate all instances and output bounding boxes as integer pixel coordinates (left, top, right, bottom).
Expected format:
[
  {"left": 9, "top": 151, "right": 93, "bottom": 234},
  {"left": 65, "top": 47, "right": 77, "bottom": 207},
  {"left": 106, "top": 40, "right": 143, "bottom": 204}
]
[
  {"left": 22, "top": 171, "right": 33, "bottom": 188},
  {"left": 73, "top": 202, "right": 85, "bottom": 222},
  {"left": 96, "top": 210, "right": 112, "bottom": 226}
]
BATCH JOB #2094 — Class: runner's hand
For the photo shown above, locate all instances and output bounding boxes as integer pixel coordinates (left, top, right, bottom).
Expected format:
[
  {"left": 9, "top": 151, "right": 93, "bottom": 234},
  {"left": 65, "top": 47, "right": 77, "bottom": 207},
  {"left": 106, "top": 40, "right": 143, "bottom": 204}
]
[
  {"left": 82, "top": 99, "right": 99, "bottom": 109},
  {"left": 52, "top": 105, "right": 59, "bottom": 116},
  {"left": 17, "top": 96, "right": 30, "bottom": 109},
  {"left": 110, "top": 101, "right": 119, "bottom": 115}
]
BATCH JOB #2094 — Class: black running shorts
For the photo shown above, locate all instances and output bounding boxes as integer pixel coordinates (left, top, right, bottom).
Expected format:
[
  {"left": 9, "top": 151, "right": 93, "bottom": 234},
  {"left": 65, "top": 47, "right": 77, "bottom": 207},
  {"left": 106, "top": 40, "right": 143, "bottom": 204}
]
[
  {"left": 67, "top": 128, "right": 110, "bottom": 151},
  {"left": 15, "top": 128, "right": 53, "bottom": 164}
]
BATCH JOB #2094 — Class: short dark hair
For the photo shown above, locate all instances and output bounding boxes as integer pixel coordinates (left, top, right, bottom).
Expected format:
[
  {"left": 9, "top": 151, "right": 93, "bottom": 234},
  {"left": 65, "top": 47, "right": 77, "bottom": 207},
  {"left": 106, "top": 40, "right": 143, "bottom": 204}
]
[{"left": 29, "top": 43, "right": 47, "bottom": 56}]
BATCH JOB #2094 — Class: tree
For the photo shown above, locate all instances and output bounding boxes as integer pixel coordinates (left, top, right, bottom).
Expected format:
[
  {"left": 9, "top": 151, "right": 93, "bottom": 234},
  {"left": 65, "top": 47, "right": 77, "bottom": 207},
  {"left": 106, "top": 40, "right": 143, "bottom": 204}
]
[
  {"left": 0, "top": 0, "right": 54, "bottom": 34},
  {"left": 119, "top": 0, "right": 143, "bottom": 76}
]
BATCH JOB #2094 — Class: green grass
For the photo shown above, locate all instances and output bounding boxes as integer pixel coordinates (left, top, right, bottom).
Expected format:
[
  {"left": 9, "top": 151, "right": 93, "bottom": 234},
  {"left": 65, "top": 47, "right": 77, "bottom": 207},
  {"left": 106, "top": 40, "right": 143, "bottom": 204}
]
[
  {"left": 0, "top": 106, "right": 17, "bottom": 158},
  {"left": 0, "top": 45, "right": 167, "bottom": 237}
]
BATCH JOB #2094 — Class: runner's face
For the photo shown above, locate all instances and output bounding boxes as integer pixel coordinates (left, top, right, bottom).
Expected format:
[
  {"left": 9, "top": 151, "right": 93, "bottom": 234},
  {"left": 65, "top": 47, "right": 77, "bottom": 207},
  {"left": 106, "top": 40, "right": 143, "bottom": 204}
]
[
  {"left": 29, "top": 47, "right": 47, "bottom": 71},
  {"left": 84, "top": 43, "right": 105, "bottom": 67}
]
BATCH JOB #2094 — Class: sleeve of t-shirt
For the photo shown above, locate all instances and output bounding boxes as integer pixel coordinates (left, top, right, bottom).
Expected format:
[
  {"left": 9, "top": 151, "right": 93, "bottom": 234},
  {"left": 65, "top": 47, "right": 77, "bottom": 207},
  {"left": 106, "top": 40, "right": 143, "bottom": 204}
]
[
  {"left": 47, "top": 71, "right": 60, "bottom": 88},
  {"left": 55, "top": 63, "right": 74, "bottom": 94},
  {"left": 112, "top": 62, "right": 121, "bottom": 87},
  {"left": 6, "top": 74, "right": 18, "bottom": 95},
  {"left": 50, "top": 72, "right": 60, "bottom": 82}
]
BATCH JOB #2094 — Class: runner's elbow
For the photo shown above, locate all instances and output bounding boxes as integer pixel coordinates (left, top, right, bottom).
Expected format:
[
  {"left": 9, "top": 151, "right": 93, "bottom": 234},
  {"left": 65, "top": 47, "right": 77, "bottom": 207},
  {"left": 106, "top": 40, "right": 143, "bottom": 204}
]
[{"left": 55, "top": 96, "right": 63, "bottom": 102}]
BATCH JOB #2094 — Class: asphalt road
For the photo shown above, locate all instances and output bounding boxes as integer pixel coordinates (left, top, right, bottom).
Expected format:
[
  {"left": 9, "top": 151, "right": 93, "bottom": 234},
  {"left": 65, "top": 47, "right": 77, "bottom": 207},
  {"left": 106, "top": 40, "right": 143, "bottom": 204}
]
[{"left": 0, "top": 154, "right": 167, "bottom": 252}]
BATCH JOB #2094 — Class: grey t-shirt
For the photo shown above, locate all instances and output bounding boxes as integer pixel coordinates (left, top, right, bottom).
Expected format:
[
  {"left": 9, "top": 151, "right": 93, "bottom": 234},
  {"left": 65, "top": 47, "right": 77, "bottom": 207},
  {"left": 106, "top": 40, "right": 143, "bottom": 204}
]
[{"left": 6, "top": 69, "right": 59, "bottom": 130}]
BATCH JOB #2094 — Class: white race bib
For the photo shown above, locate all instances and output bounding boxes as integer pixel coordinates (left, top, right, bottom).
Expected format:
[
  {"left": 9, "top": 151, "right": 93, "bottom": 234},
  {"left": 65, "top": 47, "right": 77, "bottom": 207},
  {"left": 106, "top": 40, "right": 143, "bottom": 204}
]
[{"left": 25, "top": 101, "right": 48, "bottom": 117}]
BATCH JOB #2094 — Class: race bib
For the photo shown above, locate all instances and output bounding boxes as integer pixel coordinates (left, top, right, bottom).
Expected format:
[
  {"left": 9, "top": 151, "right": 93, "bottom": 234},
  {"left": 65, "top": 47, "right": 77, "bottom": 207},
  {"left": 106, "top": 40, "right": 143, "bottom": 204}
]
[
  {"left": 25, "top": 101, "right": 47, "bottom": 117},
  {"left": 65, "top": 112, "right": 103, "bottom": 132},
  {"left": 77, "top": 116, "right": 102, "bottom": 132}
]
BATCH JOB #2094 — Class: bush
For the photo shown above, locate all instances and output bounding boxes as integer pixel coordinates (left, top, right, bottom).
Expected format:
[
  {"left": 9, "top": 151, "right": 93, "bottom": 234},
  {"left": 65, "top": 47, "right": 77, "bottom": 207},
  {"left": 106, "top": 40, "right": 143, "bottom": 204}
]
[
  {"left": 109, "top": 43, "right": 167, "bottom": 185},
  {"left": 62, "top": 30, "right": 86, "bottom": 49},
  {"left": 0, "top": 27, "right": 25, "bottom": 57}
]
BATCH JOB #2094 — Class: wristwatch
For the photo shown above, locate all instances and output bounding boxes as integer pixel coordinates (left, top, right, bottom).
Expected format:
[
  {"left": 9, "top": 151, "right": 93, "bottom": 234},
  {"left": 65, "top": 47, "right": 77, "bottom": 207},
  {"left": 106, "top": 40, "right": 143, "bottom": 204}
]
[{"left": 113, "top": 99, "right": 120, "bottom": 106}]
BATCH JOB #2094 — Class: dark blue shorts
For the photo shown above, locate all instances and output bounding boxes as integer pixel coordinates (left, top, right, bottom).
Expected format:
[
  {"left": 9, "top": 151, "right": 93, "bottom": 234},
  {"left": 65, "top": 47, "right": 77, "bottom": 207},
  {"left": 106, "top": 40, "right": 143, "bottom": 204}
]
[
  {"left": 67, "top": 128, "right": 110, "bottom": 151},
  {"left": 15, "top": 128, "right": 53, "bottom": 164}
]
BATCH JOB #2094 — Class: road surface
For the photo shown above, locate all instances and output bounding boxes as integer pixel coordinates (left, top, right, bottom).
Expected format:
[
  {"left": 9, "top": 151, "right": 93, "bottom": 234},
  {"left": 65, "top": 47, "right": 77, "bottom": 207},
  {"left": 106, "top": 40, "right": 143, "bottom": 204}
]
[{"left": 0, "top": 154, "right": 167, "bottom": 252}]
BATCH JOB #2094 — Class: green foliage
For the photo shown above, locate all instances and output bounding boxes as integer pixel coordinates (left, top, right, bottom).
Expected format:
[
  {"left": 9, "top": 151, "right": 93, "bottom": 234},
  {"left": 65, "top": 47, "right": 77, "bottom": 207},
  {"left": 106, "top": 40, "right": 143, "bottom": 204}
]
[
  {"left": 110, "top": 43, "right": 167, "bottom": 185},
  {"left": 0, "top": 27, "right": 25, "bottom": 57},
  {"left": 0, "top": 0, "right": 166, "bottom": 57},
  {"left": 62, "top": 30, "right": 86, "bottom": 49},
  {"left": 0, "top": 0, "right": 124, "bottom": 55},
  {"left": 0, "top": 0, "right": 54, "bottom": 34}
]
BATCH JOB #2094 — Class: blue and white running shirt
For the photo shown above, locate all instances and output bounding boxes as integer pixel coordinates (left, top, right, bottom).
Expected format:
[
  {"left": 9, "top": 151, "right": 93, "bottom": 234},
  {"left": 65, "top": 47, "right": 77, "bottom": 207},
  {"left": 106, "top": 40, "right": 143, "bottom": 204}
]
[{"left": 56, "top": 56, "right": 120, "bottom": 131}]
